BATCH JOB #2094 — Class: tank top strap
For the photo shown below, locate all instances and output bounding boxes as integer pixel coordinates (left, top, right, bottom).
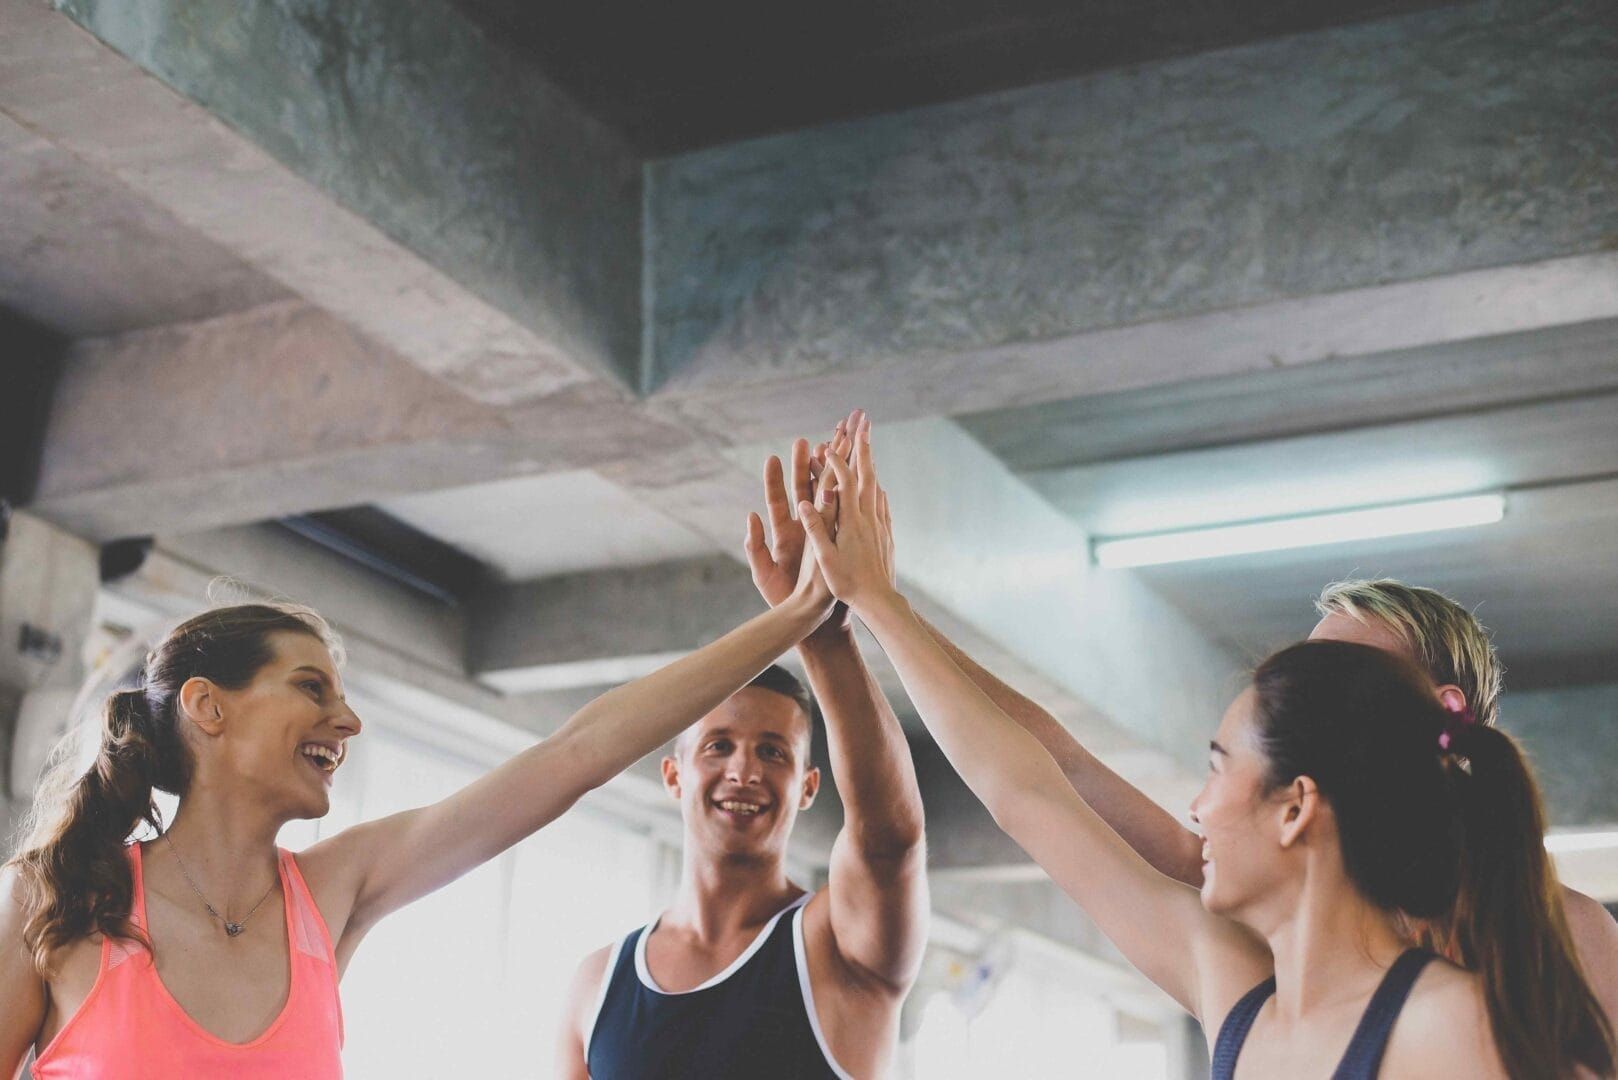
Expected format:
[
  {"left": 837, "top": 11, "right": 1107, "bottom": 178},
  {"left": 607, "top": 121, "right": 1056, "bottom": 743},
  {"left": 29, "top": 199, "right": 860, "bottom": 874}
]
[
  {"left": 277, "top": 848, "right": 335, "bottom": 965},
  {"left": 104, "top": 843, "right": 150, "bottom": 972},
  {"left": 1209, "top": 975, "right": 1277, "bottom": 1080},
  {"left": 125, "top": 842, "right": 147, "bottom": 929},
  {"left": 1331, "top": 948, "right": 1436, "bottom": 1080}
]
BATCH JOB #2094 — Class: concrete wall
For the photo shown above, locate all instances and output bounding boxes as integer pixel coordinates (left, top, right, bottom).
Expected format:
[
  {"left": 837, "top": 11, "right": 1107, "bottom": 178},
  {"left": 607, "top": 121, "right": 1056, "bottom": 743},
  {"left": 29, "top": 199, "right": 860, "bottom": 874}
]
[{"left": 1502, "top": 681, "right": 1618, "bottom": 827}]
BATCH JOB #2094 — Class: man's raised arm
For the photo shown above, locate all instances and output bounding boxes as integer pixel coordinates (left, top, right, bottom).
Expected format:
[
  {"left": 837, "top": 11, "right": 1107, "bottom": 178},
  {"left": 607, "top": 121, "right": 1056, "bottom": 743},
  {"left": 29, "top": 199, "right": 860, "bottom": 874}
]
[{"left": 801, "top": 627, "right": 928, "bottom": 992}]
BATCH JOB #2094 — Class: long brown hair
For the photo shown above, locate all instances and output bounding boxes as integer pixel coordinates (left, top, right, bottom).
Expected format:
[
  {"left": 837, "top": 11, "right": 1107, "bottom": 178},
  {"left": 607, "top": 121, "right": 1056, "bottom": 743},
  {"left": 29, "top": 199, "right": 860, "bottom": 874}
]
[
  {"left": 5, "top": 603, "right": 339, "bottom": 973},
  {"left": 1253, "top": 641, "right": 1614, "bottom": 1080}
]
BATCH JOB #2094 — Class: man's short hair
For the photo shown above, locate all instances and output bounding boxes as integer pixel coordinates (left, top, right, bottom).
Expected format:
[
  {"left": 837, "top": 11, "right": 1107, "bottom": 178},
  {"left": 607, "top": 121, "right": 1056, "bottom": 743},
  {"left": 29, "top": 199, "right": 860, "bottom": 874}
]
[
  {"left": 746, "top": 664, "right": 816, "bottom": 726},
  {"left": 1315, "top": 578, "right": 1503, "bottom": 726}
]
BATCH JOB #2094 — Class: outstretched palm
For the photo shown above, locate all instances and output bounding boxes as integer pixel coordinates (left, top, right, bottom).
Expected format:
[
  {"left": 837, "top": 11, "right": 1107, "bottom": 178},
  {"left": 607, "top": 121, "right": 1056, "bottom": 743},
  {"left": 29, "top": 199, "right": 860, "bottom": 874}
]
[{"left": 745, "top": 415, "right": 857, "bottom": 635}]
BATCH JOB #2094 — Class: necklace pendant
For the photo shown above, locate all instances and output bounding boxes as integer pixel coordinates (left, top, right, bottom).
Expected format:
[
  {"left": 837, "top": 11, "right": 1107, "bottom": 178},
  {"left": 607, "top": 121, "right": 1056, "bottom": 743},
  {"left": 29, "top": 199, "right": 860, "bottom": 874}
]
[{"left": 225, "top": 922, "right": 244, "bottom": 937}]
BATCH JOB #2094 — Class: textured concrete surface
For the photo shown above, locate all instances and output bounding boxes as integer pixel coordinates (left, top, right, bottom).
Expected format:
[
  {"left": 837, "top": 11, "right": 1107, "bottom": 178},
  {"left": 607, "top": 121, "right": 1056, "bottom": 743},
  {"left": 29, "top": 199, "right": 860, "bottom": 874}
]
[
  {"left": 470, "top": 556, "right": 767, "bottom": 688},
  {"left": 1502, "top": 682, "right": 1618, "bottom": 827},
  {"left": 964, "top": 317, "right": 1618, "bottom": 471},
  {"left": 54, "top": 0, "right": 644, "bottom": 394},
  {"left": 3, "top": 0, "right": 636, "bottom": 402},
  {"left": 29, "top": 301, "right": 696, "bottom": 541},
  {"left": 647, "top": 1, "right": 1618, "bottom": 397},
  {"left": 0, "top": 513, "right": 98, "bottom": 798},
  {"left": 0, "top": 111, "right": 289, "bottom": 337}
]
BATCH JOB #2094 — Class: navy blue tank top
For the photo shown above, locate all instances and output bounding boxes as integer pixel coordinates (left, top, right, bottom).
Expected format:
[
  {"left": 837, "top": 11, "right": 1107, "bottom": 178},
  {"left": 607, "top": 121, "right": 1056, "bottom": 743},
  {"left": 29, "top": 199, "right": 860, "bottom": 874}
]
[
  {"left": 585, "top": 893, "right": 854, "bottom": 1080},
  {"left": 1211, "top": 949, "right": 1436, "bottom": 1080}
]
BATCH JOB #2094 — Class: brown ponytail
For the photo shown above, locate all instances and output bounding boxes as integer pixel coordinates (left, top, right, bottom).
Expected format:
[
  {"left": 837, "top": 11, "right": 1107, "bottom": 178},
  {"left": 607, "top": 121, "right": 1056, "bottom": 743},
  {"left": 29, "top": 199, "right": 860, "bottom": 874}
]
[
  {"left": 1445, "top": 723, "right": 1615, "bottom": 1079},
  {"left": 1254, "top": 640, "right": 1615, "bottom": 1079},
  {"left": 5, "top": 602, "right": 339, "bottom": 973}
]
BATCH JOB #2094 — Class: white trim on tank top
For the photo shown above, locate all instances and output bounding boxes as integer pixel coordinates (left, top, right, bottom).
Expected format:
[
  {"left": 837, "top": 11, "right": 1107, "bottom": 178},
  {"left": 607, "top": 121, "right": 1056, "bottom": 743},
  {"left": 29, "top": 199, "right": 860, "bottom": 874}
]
[
  {"left": 633, "top": 891, "right": 811, "bottom": 995},
  {"left": 581, "top": 935, "right": 625, "bottom": 1061},
  {"left": 791, "top": 903, "right": 858, "bottom": 1080}
]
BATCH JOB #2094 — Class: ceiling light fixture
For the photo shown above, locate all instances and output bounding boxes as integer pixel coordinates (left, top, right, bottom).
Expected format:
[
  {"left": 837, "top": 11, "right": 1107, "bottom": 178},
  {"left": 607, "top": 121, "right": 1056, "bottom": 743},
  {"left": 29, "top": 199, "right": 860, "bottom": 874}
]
[{"left": 1092, "top": 493, "right": 1506, "bottom": 569}]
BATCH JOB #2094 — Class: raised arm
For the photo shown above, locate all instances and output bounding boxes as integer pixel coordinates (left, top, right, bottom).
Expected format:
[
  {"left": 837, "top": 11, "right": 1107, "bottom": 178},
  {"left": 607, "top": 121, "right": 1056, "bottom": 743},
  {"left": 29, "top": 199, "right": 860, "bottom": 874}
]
[
  {"left": 305, "top": 564, "right": 832, "bottom": 954},
  {"left": 801, "top": 428, "right": 1268, "bottom": 1021},
  {"left": 744, "top": 423, "right": 927, "bottom": 994},
  {"left": 915, "top": 615, "right": 1205, "bottom": 887}
]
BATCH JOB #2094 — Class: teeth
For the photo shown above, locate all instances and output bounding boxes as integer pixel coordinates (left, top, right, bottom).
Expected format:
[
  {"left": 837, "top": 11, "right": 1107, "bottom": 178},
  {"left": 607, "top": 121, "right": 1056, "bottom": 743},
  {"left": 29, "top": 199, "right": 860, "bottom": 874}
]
[
  {"left": 718, "top": 800, "right": 762, "bottom": 814},
  {"left": 300, "top": 744, "right": 340, "bottom": 771}
]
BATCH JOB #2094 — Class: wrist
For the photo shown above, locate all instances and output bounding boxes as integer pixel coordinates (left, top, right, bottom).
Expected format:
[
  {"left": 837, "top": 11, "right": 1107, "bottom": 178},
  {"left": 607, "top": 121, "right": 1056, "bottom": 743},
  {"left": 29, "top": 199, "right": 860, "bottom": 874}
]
[
  {"left": 850, "top": 586, "right": 908, "bottom": 625},
  {"left": 798, "top": 621, "right": 855, "bottom": 656}
]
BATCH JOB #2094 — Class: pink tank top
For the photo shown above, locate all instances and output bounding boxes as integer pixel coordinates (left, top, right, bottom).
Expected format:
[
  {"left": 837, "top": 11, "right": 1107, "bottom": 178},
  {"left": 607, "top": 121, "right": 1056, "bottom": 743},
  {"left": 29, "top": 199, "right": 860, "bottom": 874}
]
[{"left": 33, "top": 843, "right": 344, "bottom": 1079}]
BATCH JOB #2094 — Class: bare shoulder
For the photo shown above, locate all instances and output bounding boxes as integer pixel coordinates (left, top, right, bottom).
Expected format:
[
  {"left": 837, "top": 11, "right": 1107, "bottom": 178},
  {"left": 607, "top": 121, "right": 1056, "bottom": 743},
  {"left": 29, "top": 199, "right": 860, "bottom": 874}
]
[
  {"left": 1382, "top": 960, "right": 1506, "bottom": 1079},
  {"left": 553, "top": 942, "right": 616, "bottom": 1079},
  {"left": 800, "top": 889, "right": 896, "bottom": 994},
  {"left": 559, "top": 942, "right": 617, "bottom": 1045},
  {"left": 0, "top": 864, "right": 40, "bottom": 971},
  {"left": 1561, "top": 884, "right": 1618, "bottom": 1028},
  {"left": 570, "top": 942, "right": 615, "bottom": 994},
  {"left": 563, "top": 942, "right": 616, "bottom": 1022},
  {"left": 1561, "top": 885, "right": 1618, "bottom": 954},
  {"left": 0, "top": 864, "right": 28, "bottom": 931},
  {"left": 0, "top": 864, "right": 48, "bottom": 1067}
]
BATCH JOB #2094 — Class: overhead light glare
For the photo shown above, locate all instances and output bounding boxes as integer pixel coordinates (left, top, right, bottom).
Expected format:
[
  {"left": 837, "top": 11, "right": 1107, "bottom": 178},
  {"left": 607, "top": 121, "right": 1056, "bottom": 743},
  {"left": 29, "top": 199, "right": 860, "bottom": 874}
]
[
  {"left": 1093, "top": 493, "right": 1505, "bottom": 569},
  {"left": 1544, "top": 829, "right": 1618, "bottom": 855}
]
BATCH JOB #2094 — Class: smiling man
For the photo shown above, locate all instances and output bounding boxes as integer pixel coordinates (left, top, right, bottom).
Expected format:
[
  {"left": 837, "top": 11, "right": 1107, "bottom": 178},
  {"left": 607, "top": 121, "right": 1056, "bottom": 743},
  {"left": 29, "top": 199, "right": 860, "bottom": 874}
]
[{"left": 556, "top": 432, "right": 928, "bottom": 1080}]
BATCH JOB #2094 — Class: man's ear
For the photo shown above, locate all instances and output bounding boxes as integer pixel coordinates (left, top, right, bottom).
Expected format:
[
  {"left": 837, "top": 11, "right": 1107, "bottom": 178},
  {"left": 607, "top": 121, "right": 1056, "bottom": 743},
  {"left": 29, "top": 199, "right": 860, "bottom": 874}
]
[
  {"left": 660, "top": 756, "right": 682, "bottom": 801},
  {"left": 1277, "top": 776, "right": 1320, "bottom": 849},
  {"left": 178, "top": 676, "right": 225, "bottom": 737},
  {"left": 798, "top": 766, "right": 821, "bottom": 811},
  {"left": 1435, "top": 684, "right": 1468, "bottom": 716}
]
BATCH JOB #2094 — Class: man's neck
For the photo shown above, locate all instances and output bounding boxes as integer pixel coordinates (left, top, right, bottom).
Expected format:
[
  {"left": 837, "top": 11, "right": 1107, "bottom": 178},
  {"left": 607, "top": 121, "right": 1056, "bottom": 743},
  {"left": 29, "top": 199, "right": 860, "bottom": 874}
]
[{"left": 662, "top": 846, "right": 804, "bottom": 943}]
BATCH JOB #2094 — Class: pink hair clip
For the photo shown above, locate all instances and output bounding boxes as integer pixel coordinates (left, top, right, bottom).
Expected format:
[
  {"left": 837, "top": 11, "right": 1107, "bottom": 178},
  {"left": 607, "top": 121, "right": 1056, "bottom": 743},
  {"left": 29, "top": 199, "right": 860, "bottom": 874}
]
[{"left": 1438, "top": 704, "right": 1476, "bottom": 751}]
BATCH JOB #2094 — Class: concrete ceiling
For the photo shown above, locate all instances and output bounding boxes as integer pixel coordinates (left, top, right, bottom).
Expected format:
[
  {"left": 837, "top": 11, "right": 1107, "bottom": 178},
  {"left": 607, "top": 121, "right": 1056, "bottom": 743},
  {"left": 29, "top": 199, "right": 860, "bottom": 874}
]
[
  {"left": 379, "top": 470, "right": 718, "bottom": 581},
  {"left": 961, "top": 324, "right": 1618, "bottom": 692},
  {"left": 452, "top": 0, "right": 1459, "bottom": 154}
]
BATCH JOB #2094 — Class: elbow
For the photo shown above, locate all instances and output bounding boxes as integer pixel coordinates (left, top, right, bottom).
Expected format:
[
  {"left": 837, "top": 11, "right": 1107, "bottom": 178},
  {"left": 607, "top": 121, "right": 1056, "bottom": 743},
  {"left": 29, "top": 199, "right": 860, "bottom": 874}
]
[
  {"left": 984, "top": 785, "right": 1046, "bottom": 843},
  {"left": 851, "top": 820, "right": 926, "bottom": 865},
  {"left": 544, "top": 728, "right": 619, "bottom": 796}
]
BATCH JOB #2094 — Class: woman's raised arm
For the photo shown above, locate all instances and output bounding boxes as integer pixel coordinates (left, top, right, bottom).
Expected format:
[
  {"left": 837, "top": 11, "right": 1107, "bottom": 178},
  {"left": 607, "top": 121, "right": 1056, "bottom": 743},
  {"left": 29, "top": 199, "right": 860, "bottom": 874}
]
[
  {"left": 305, "top": 564, "right": 835, "bottom": 953},
  {"left": 801, "top": 429, "right": 1270, "bottom": 1021}
]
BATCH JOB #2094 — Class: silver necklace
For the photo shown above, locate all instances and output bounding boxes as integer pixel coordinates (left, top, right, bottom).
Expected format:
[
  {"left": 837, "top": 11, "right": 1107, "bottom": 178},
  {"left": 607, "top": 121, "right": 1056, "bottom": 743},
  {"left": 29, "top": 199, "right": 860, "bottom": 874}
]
[{"left": 161, "top": 832, "right": 278, "bottom": 938}]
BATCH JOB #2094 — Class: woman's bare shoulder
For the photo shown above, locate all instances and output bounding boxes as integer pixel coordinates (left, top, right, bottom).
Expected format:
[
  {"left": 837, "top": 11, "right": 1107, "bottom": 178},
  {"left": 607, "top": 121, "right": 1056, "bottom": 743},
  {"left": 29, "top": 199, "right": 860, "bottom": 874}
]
[{"left": 1381, "top": 958, "right": 1505, "bottom": 1079}]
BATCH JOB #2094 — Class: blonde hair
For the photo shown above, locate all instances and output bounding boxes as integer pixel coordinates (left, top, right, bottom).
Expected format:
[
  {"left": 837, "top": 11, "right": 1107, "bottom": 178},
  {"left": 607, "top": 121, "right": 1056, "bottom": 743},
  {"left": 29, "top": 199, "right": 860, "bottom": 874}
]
[{"left": 1315, "top": 579, "right": 1502, "bottom": 726}]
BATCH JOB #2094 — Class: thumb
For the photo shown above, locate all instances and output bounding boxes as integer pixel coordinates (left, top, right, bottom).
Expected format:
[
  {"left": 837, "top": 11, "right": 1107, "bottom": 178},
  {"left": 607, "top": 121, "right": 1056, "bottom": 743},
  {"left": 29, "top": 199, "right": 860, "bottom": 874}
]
[
  {"left": 744, "top": 512, "right": 774, "bottom": 579},
  {"left": 797, "top": 500, "right": 834, "bottom": 560}
]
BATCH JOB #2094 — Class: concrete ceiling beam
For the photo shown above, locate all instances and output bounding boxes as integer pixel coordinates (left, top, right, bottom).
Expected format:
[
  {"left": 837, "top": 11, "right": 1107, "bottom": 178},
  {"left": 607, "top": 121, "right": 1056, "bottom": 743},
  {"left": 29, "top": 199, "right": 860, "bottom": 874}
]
[
  {"left": 27, "top": 300, "right": 695, "bottom": 542},
  {"left": 1, "top": 0, "right": 642, "bottom": 402},
  {"left": 644, "top": 0, "right": 1617, "bottom": 437},
  {"left": 470, "top": 556, "right": 768, "bottom": 694}
]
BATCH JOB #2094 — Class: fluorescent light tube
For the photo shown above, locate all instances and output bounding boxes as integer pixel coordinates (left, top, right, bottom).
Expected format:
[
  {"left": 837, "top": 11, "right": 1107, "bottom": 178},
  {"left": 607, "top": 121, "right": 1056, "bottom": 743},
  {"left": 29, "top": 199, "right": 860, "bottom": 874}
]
[{"left": 1093, "top": 493, "right": 1505, "bottom": 569}]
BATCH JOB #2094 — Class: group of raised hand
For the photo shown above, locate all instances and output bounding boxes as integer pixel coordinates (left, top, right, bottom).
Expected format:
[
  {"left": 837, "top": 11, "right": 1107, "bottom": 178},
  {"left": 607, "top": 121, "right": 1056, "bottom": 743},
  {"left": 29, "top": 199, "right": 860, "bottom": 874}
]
[{"left": 743, "top": 408, "right": 899, "bottom": 636}]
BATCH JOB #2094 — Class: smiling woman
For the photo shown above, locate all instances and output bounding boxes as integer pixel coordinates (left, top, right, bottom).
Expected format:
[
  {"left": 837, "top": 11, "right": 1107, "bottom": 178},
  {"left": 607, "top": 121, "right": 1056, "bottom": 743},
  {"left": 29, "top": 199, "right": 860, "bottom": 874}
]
[{"left": 1, "top": 568, "right": 838, "bottom": 1078}]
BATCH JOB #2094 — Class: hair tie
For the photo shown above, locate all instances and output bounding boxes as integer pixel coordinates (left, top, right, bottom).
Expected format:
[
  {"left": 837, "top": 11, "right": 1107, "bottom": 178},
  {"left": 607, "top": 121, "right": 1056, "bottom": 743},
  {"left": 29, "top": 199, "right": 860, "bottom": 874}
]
[{"left": 1438, "top": 704, "right": 1476, "bottom": 751}]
